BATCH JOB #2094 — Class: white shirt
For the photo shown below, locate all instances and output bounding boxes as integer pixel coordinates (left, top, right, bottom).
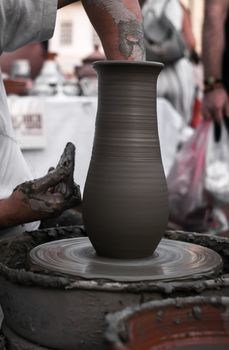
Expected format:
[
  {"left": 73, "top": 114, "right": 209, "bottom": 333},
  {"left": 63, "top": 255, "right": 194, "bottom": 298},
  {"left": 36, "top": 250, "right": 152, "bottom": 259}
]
[
  {"left": 142, "top": 0, "right": 182, "bottom": 31},
  {"left": 142, "top": 0, "right": 195, "bottom": 123},
  {"left": 0, "top": 0, "right": 57, "bottom": 237}
]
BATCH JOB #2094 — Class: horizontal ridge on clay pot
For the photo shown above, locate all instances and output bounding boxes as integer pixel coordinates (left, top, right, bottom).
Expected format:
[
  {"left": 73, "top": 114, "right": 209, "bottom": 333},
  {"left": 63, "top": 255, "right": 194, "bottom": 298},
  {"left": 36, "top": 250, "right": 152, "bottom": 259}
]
[
  {"left": 105, "top": 296, "right": 229, "bottom": 350},
  {"left": 83, "top": 61, "right": 168, "bottom": 259}
]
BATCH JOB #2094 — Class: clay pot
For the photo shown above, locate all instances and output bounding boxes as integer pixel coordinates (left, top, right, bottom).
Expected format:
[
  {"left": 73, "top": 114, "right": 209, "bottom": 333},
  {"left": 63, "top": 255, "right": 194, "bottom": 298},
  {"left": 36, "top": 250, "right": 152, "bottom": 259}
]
[
  {"left": 105, "top": 296, "right": 229, "bottom": 350},
  {"left": 83, "top": 61, "right": 168, "bottom": 259}
]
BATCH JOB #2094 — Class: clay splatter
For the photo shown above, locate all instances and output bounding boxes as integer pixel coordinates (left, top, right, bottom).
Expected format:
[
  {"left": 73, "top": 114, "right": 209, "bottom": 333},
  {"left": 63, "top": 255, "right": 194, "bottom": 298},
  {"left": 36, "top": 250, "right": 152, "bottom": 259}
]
[
  {"left": 192, "top": 305, "right": 202, "bottom": 320},
  {"left": 156, "top": 309, "right": 164, "bottom": 322}
]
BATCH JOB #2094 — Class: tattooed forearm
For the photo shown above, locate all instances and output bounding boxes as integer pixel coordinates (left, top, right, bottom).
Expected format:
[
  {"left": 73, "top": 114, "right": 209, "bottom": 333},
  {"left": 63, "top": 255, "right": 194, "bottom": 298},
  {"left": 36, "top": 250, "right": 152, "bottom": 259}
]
[{"left": 82, "top": 0, "right": 145, "bottom": 60}]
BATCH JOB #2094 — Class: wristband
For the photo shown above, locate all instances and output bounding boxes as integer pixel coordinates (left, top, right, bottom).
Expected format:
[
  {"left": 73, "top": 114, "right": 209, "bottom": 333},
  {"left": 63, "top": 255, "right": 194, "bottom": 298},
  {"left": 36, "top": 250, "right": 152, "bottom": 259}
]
[{"left": 204, "top": 77, "right": 224, "bottom": 93}]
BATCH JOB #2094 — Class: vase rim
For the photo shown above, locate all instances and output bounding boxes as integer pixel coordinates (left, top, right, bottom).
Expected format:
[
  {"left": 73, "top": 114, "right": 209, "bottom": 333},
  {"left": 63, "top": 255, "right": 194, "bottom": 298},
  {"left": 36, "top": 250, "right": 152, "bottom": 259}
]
[{"left": 93, "top": 60, "right": 164, "bottom": 69}]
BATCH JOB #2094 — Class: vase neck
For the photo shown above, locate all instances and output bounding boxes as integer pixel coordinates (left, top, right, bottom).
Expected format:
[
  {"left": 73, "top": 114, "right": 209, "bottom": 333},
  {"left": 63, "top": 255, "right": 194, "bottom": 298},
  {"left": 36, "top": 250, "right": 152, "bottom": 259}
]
[{"left": 96, "top": 66, "right": 160, "bottom": 113}]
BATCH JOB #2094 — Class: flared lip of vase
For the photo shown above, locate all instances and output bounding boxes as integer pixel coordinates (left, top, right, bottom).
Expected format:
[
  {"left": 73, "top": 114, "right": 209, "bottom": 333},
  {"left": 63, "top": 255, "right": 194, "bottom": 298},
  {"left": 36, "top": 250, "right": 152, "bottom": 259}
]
[{"left": 93, "top": 60, "right": 164, "bottom": 69}]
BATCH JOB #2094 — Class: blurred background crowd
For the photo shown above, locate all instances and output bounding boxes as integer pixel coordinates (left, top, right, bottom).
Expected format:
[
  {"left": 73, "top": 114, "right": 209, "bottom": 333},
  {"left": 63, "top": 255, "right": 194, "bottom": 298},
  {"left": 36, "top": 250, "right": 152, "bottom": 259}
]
[
  {"left": 1, "top": 0, "right": 229, "bottom": 236},
  {"left": 0, "top": 0, "right": 202, "bottom": 99}
]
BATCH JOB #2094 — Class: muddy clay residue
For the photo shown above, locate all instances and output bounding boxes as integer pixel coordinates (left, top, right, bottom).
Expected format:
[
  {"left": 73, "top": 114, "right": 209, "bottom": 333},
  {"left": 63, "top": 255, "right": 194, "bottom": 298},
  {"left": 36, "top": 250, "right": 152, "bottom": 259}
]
[
  {"left": 165, "top": 230, "right": 229, "bottom": 271},
  {"left": 0, "top": 228, "right": 229, "bottom": 295},
  {"left": 105, "top": 296, "right": 229, "bottom": 349},
  {"left": 1, "top": 230, "right": 229, "bottom": 350},
  {"left": 0, "top": 226, "right": 86, "bottom": 289}
]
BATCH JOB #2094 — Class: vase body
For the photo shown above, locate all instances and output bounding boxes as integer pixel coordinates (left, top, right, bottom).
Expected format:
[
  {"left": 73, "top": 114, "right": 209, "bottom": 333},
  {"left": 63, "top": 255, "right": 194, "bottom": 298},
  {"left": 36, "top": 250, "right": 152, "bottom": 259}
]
[{"left": 83, "top": 61, "right": 168, "bottom": 259}]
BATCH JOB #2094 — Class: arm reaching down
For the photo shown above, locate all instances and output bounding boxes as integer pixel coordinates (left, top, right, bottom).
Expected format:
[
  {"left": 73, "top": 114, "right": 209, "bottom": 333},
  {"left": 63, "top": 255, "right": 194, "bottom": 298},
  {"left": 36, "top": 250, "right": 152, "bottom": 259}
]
[
  {"left": 0, "top": 0, "right": 145, "bottom": 58},
  {"left": 81, "top": 0, "right": 145, "bottom": 60}
]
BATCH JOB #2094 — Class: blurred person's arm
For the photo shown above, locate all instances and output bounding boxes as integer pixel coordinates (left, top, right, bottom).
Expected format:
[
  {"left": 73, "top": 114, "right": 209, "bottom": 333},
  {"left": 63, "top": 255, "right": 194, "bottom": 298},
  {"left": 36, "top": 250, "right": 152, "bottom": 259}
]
[
  {"left": 180, "top": 2, "right": 196, "bottom": 51},
  {"left": 202, "top": 0, "right": 229, "bottom": 121},
  {"left": 81, "top": 0, "right": 145, "bottom": 60}
]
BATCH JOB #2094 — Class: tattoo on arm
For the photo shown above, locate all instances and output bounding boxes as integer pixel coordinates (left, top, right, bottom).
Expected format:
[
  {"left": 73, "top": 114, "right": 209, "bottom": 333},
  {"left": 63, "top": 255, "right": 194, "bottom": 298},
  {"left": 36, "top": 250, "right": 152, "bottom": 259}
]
[
  {"left": 118, "top": 18, "right": 145, "bottom": 60},
  {"left": 83, "top": 0, "right": 145, "bottom": 60}
]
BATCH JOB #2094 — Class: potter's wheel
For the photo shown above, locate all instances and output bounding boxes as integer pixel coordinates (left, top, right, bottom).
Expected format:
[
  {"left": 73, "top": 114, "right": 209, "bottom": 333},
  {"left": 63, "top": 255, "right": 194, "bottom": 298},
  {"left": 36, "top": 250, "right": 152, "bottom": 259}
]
[{"left": 29, "top": 237, "right": 222, "bottom": 282}]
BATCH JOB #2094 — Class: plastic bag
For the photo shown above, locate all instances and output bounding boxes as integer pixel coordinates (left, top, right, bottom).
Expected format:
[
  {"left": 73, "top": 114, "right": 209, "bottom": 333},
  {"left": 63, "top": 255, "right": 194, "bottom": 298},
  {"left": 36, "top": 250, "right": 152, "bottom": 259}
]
[
  {"left": 205, "top": 121, "right": 229, "bottom": 204},
  {"left": 167, "top": 120, "right": 211, "bottom": 222}
]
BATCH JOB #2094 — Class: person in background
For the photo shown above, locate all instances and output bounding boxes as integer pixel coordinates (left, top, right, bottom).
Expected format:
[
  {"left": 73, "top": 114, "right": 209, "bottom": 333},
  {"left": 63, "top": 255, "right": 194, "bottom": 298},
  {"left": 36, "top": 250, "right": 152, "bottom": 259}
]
[
  {"left": 201, "top": 0, "right": 229, "bottom": 234},
  {"left": 141, "top": 0, "right": 195, "bottom": 125},
  {"left": 202, "top": 0, "right": 229, "bottom": 122},
  {"left": 0, "top": 0, "right": 145, "bottom": 237}
]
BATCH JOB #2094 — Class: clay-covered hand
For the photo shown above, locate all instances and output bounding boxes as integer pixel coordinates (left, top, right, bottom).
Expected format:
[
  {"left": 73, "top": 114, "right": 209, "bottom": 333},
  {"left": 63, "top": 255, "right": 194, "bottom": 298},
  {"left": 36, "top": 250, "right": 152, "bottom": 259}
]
[
  {"left": 4, "top": 143, "right": 81, "bottom": 228},
  {"left": 202, "top": 87, "right": 229, "bottom": 122}
]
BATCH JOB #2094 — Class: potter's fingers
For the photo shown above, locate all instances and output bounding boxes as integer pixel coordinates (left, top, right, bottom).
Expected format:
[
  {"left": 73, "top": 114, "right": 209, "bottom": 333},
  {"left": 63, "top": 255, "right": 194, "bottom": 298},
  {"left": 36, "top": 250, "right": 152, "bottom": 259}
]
[
  {"left": 54, "top": 182, "right": 68, "bottom": 197},
  {"left": 48, "top": 167, "right": 55, "bottom": 173},
  {"left": 54, "top": 143, "right": 76, "bottom": 195},
  {"left": 72, "top": 183, "right": 81, "bottom": 202},
  {"left": 54, "top": 180, "right": 81, "bottom": 201},
  {"left": 47, "top": 167, "right": 56, "bottom": 192},
  {"left": 34, "top": 190, "right": 81, "bottom": 213},
  {"left": 54, "top": 170, "right": 75, "bottom": 197},
  {"left": 46, "top": 167, "right": 56, "bottom": 193},
  {"left": 32, "top": 192, "right": 66, "bottom": 214},
  {"left": 56, "top": 142, "right": 75, "bottom": 170},
  {"left": 30, "top": 167, "right": 70, "bottom": 192}
]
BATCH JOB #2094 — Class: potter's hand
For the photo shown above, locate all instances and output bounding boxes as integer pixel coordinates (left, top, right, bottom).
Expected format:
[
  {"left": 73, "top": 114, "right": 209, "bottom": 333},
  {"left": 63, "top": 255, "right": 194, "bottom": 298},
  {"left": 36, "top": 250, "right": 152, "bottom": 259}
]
[
  {"left": 202, "top": 87, "right": 229, "bottom": 123},
  {"left": 0, "top": 143, "right": 81, "bottom": 229}
]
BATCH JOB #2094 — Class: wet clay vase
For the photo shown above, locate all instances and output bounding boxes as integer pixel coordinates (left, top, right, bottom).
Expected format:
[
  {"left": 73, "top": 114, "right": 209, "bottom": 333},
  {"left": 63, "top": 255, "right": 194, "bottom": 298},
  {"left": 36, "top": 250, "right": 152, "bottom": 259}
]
[{"left": 83, "top": 61, "right": 168, "bottom": 259}]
